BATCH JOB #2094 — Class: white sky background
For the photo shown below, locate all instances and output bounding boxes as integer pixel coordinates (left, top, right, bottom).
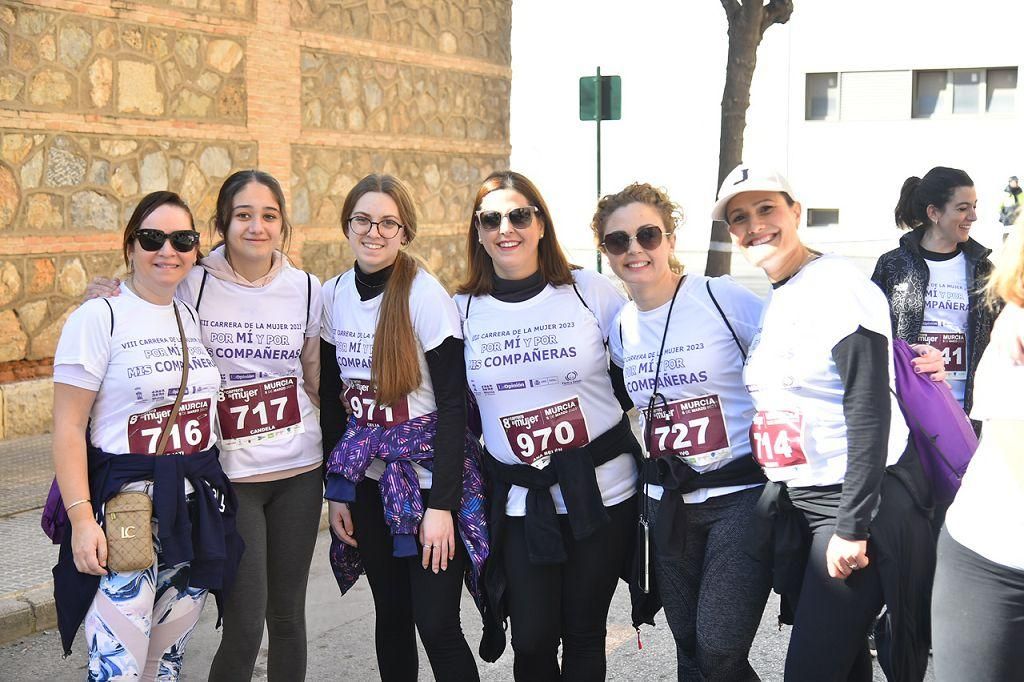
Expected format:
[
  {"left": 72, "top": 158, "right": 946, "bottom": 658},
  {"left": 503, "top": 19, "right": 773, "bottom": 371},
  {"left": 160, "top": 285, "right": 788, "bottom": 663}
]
[
  {"left": 508, "top": 0, "right": 1018, "bottom": 274},
  {"left": 509, "top": 0, "right": 786, "bottom": 270}
]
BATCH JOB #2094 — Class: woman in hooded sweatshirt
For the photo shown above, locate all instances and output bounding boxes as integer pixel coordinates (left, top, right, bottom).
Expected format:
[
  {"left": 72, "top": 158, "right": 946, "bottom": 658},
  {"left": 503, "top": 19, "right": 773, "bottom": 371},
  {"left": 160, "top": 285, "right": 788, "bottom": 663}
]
[{"left": 86, "top": 170, "right": 325, "bottom": 681}]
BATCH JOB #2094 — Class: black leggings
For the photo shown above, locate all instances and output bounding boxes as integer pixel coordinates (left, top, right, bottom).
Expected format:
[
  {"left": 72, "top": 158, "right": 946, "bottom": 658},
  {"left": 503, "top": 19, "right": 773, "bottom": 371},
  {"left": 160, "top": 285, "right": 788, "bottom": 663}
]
[
  {"left": 932, "top": 527, "right": 1024, "bottom": 682},
  {"left": 502, "top": 495, "right": 637, "bottom": 682},
  {"left": 649, "top": 487, "right": 770, "bottom": 682},
  {"left": 209, "top": 466, "right": 323, "bottom": 682},
  {"left": 351, "top": 477, "right": 478, "bottom": 682},
  {"left": 784, "top": 507, "right": 884, "bottom": 682}
]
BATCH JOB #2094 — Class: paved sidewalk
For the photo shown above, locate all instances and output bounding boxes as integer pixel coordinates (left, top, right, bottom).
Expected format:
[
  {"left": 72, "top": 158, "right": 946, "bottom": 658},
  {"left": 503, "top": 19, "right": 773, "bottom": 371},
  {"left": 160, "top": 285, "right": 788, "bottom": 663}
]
[{"left": 0, "top": 434, "right": 60, "bottom": 644}]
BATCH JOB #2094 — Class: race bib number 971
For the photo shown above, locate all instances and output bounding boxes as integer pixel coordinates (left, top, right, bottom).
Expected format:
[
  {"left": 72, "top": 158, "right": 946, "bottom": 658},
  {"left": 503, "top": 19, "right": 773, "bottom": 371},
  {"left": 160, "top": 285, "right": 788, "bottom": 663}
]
[
  {"left": 127, "top": 398, "right": 212, "bottom": 455},
  {"left": 500, "top": 396, "right": 590, "bottom": 468},
  {"left": 750, "top": 410, "right": 807, "bottom": 469},
  {"left": 343, "top": 380, "right": 410, "bottom": 427},
  {"left": 646, "top": 394, "right": 732, "bottom": 466},
  {"left": 217, "top": 377, "right": 304, "bottom": 450}
]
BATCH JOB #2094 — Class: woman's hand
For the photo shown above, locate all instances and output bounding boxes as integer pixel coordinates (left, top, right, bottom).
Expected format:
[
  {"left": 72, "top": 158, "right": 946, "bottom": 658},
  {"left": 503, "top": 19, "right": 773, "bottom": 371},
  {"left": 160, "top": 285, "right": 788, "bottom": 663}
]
[
  {"left": 84, "top": 277, "right": 121, "bottom": 302},
  {"left": 826, "top": 535, "right": 869, "bottom": 580},
  {"left": 419, "top": 508, "right": 456, "bottom": 574},
  {"left": 329, "top": 501, "right": 357, "bottom": 547},
  {"left": 910, "top": 344, "right": 948, "bottom": 383},
  {"left": 71, "top": 516, "right": 107, "bottom": 575}
]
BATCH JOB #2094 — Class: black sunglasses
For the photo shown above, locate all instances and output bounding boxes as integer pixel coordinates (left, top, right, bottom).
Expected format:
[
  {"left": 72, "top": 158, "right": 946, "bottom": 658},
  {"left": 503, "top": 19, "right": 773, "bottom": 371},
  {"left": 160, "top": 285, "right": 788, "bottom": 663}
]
[
  {"left": 135, "top": 228, "right": 201, "bottom": 253},
  {"left": 600, "top": 225, "right": 672, "bottom": 256},
  {"left": 475, "top": 206, "right": 540, "bottom": 231}
]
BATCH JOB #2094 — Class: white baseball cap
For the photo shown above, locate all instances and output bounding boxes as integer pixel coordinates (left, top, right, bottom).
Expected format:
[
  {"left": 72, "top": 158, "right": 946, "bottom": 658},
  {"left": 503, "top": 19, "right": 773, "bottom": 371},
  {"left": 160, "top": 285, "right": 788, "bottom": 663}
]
[{"left": 711, "top": 164, "right": 795, "bottom": 222}]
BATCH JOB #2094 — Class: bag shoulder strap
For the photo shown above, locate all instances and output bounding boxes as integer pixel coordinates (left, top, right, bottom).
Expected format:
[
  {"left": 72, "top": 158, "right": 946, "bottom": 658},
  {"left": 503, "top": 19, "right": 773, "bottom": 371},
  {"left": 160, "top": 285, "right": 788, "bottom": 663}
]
[
  {"left": 305, "top": 271, "right": 312, "bottom": 329},
  {"left": 195, "top": 269, "right": 209, "bottom": 310},
  {"left": 155, "top": 302, "right": 190, "bottom": 456},
  {"left": 103, "top": 298, "right": 114, "bottom": 336},
  {"left": 705, "top": 279, "right": 746, "bottom": 361}
]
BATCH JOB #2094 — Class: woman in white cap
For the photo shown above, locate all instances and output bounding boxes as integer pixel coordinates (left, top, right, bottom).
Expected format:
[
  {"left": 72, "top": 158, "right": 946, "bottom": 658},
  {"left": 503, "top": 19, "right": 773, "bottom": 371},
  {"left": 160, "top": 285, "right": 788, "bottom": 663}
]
[{"left": 714, "top": 165, "right": 939, "bottom": 681}]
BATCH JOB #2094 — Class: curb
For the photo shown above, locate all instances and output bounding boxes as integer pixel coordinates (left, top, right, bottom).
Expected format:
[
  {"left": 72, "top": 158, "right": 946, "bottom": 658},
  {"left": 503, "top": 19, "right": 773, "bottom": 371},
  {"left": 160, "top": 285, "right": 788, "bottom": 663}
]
[{"left": 0, "top": 503, "right": 330, "bottom": 646}]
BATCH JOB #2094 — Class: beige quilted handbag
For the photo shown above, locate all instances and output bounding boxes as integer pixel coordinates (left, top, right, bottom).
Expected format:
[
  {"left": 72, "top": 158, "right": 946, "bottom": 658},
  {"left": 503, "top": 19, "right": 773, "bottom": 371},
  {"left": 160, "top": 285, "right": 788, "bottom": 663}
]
[{"left": 105, "top": 491, "right": 154, "bottom": 572}]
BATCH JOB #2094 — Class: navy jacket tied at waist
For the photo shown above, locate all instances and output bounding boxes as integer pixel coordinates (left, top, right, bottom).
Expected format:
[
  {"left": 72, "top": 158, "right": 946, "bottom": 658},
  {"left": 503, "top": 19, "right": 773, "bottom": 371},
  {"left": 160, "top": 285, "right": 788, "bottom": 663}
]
[
  {"left": 53, "top": 445, "right": 243, "bottom": 656},
  {"left": 642, "top": 454, "right": 765, "bottom": 562}
]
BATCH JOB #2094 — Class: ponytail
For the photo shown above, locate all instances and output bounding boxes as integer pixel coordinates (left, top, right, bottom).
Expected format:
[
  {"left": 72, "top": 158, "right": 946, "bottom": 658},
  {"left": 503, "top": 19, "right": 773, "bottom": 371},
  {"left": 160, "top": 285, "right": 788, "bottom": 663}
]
[
  {"left": 894, "top": 167, "right": 974, "bottom": 230},
  {"left": 371, "top": 250, "right": 422, "bottom": 406},
  {"left": 894, "top": 176, "right": 923, "bottom": 229}
]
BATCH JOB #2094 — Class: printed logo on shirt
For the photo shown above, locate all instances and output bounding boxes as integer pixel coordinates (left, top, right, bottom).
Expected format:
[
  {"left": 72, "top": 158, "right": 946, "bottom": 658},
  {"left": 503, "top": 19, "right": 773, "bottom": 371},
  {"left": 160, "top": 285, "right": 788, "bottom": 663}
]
[
  {"left": 497, "top": 380, "right": 527, "bottom": 392},
  {"left": 230, "top": 372, "right": 256, "bottom": 381},
  {"left": 529, "top": 376, "right": 559, "bottom": 388},
  {"left": 561, "top": 370, "right": 582, "bottom": 385}
]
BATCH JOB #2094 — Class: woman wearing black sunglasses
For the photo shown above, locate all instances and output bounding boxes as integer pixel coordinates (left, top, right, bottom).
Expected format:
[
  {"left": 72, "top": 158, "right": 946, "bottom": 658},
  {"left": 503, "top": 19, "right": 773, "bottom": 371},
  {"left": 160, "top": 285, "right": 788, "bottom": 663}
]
[
  {"left": 592, "top": 182, "right": 770, "bottom": 681},
  {"left": 52, "top": 191, "right": 241, "bottom": 677},
  {"left": 455, "top": 170, "right": 641, "bottom": 681},
  {"left": 84, "top": 171, "right": 326, "bottom": 682}
]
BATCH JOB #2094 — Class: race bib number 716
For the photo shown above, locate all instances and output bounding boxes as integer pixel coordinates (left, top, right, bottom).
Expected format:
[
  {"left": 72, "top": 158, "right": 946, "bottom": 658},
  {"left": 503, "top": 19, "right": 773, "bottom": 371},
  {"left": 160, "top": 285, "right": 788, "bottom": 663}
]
[{"left": 127, "top": 398, "right": 212, "bottom": 455}]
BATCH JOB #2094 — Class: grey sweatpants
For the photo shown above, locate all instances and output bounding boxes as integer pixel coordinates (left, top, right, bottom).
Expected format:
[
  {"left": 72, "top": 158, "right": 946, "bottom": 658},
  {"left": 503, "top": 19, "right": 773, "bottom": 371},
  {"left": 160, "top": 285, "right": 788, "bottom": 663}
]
[
  {"left": 209, "top": 466, "right": 323, "bottom": 681},
  {"left": 649, "top": 486, "right": 771, "bottom": 682}
]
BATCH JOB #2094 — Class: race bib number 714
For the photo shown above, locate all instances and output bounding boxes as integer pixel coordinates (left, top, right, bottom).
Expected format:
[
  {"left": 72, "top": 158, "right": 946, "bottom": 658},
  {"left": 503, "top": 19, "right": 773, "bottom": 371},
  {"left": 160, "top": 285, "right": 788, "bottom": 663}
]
[{"left": 750, "top": 409, "right": 807, "bottom": 469}]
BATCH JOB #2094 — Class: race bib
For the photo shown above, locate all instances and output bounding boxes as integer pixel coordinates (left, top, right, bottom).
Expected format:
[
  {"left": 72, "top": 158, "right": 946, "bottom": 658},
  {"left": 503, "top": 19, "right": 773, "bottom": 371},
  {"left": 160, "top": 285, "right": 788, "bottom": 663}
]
[
  {"left": 127, "top": 398, "right": 212, "bottom": 455},
  {"left": 343, "top": 379, "right": 410, "bottom": 427},
  {"left": 217, "top": 377, "right": 304, "bottom": 450},
  {"left": 750, "top": 410, "right": 807, "bottom": 469},
  {"left": 918, "top": 331, "right": 967, "bottom": 380},
  {"left": 500, "top": 396, "right": 590, "bottom": 468},
  {"left": 646, "top": 394, "right": 732, "bottom": 466}
]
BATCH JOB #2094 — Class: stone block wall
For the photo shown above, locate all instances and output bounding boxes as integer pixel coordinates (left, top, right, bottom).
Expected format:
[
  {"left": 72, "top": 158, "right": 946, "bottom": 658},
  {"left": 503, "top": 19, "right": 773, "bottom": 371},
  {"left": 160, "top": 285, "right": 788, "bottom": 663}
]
[{"left": 0, "top": 0, "right": 512, "bottom": 438}]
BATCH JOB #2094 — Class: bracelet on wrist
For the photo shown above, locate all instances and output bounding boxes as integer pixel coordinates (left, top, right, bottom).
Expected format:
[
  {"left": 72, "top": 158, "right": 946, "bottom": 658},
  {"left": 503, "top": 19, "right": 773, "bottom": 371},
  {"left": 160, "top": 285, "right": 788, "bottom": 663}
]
[{"left": 64, "top": 498, "right": 92, "bottom": 513}]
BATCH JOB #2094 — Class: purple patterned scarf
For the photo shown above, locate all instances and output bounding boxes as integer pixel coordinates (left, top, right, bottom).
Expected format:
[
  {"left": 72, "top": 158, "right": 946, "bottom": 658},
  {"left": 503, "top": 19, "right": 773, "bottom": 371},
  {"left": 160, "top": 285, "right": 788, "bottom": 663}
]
[{"left": 326, "top": 412, "right": 489, "bottom": 608}]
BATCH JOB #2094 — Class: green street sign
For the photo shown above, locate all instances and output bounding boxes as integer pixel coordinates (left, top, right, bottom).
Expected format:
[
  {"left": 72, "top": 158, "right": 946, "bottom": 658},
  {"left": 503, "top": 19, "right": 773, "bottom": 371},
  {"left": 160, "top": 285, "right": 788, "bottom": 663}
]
[{"left": 579, "top": 75, "right": 621, "bottom": 121}]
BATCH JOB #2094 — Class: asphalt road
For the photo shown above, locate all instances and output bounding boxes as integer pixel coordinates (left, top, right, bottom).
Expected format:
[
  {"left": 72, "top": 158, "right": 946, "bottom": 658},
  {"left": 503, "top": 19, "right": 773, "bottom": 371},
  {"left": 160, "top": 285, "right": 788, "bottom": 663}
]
[{"left": 0, "top": 527, "right": 928, "bottom": 681}]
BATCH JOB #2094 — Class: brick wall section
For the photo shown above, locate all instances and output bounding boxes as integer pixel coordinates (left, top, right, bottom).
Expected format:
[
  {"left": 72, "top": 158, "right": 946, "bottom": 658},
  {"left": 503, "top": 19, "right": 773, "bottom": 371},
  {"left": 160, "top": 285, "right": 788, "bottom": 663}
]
[{"left": 0, "top": 0, "right": 511, "bottom": 438}]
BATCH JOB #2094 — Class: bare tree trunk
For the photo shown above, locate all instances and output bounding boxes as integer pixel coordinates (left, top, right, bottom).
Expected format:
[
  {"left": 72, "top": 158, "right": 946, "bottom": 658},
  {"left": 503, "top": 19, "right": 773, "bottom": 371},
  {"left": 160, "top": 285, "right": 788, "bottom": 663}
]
[{"left": 706, "top": 0, "right": 793, "bottom": 276}]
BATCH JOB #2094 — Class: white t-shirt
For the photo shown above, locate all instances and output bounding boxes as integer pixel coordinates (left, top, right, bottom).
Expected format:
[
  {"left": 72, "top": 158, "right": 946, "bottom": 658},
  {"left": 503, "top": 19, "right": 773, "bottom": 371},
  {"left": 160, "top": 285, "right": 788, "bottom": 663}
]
[
  {"left": 456, "top": 269, "right": 637, "bottom": 516},
  {"left": 610, "top": 274, "right": 764, "bottom": 504},
  {"left": 945, "top": 312, "right": 1024, "bottom": 570},
  {"left": 920, "top": 253, "right": 969, "bottom": 404},
  {"left": 744, "top": 255, "right": 909, "bottom": 487},
  {"left": 54, "top": 283, "right": 221, "bottom": 461},
  {"left": 178, "top": 265, "right": 324, "bottom": 479},
  {"left": 322, "top": 268, "right": 462, "bottom": 488}
]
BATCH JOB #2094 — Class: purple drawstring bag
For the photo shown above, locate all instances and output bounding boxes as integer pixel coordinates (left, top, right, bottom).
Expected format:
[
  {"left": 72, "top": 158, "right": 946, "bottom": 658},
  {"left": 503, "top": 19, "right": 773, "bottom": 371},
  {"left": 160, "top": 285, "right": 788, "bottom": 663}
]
[
  {"left": 891, "top": 338, "right": 978, "bottom": 505},
  {"left": 41, "top": 478, "right": 67, "bottom": 544}
]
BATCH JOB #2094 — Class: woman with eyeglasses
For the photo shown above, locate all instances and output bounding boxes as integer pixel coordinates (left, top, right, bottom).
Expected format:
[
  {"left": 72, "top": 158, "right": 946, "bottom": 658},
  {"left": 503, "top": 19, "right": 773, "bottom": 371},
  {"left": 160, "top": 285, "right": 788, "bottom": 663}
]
[
  {"left": 718, "top": 165, "right": 938, "bottom": 681},
  {"left": 591, "top": 183, "right": 770, "bottom": 681},
  {"left": 52, "top": 191, "right": 241, "bottom": 679},
  {"left": 320, "top": 173, "right": 488, "bottom": 681},
  {"left": 83, "top": 170, "right": 326, "bottom": 682},
  {"left": 455, "top": 170, "right": 641, "bottom": 681}
]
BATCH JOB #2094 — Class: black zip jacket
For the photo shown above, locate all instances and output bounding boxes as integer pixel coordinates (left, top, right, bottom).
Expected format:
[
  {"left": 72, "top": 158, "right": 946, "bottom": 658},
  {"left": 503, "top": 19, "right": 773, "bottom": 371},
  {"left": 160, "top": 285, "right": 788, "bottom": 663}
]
[{"left": 870, "top": 229, "right": 997, "bottom": 415}]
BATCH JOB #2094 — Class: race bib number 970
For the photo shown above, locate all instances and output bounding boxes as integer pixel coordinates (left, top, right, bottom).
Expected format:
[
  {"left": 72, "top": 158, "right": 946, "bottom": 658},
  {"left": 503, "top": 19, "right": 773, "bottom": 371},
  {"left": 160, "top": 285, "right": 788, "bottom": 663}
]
[
  {"left": 500, "top": 396, "right": 590, "bottom": 468},
  {"left": 127, "top": 398, "right": 212, "bottom": 455},
  {"left": 750, "top": 410, "right": 807, "bottom": 469},
  {"left": 343, "top": 380, "right": 410, "bottom": 427},
  {"left": 217, "top": 377, "right": 304, "bottom": 450},
  {"left": 646, "top": 394, "right": 732, "bottom": 466}
]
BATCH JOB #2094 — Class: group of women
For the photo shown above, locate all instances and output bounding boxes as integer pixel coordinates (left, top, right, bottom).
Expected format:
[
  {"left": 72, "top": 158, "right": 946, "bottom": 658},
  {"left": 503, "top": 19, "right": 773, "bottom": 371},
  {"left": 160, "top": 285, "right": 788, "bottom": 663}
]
[{"left": 49, "top": 159, "right": 1021, "bottom": 682}]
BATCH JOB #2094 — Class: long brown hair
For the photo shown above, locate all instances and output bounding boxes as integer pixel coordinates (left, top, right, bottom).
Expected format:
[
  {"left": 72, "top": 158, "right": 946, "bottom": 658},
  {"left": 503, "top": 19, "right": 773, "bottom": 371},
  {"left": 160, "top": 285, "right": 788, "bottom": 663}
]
[
  {"left": 456, "top": 170, "right": 574, "bottom": 296},
  {"left": 340, "top": 174, "right": 421, "bottom": 406}
]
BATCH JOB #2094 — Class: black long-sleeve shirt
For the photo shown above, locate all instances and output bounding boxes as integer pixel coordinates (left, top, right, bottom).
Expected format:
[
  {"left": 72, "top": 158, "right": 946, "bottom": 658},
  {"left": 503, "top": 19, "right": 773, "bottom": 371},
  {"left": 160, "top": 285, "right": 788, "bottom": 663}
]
[{"left": 319, "top": 263, "right": 466, "bottom": 511}]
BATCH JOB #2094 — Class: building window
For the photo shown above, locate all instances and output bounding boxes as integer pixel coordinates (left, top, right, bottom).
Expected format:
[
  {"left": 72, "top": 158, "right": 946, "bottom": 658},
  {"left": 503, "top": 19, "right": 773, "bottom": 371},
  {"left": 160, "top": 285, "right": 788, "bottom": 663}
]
[
  {"left": 807, "top": 208, "right": 840, "bottom": 227},
  {"left": 805, "top": 72, "right": 839, "bottom": 120},
  {"left": 913, "top": 67, "right": 1017, "bottom": 117}
]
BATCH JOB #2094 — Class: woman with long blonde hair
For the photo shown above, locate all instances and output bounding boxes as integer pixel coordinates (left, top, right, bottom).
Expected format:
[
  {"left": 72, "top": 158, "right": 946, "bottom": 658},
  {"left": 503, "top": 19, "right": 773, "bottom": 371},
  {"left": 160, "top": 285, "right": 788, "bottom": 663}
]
[{"left": 932, "top": 229, "right": 1024, "bottom": 681}]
